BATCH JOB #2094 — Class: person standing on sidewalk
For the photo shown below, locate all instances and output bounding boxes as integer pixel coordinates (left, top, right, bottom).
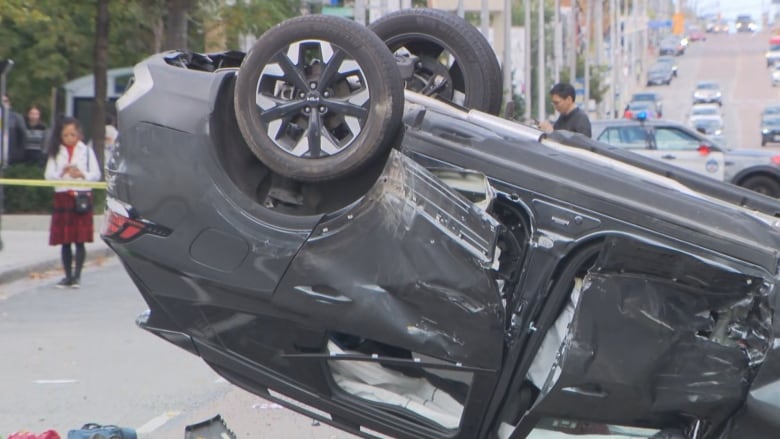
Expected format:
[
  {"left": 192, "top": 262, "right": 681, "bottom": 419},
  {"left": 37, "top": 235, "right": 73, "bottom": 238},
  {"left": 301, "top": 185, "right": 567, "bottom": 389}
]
[
  {"left": 44, "top": 116, "right": 101, "bottom": 288},
  {"left": 24, "top": 105, "right": 49, "bottom": 166}
]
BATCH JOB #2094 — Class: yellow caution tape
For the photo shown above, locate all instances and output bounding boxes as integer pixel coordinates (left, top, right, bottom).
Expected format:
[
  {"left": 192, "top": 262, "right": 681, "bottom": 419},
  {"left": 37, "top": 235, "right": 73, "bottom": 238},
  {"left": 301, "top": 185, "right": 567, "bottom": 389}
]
[{"left": 0, "top": 178, "right": 108, "bottom": 189}]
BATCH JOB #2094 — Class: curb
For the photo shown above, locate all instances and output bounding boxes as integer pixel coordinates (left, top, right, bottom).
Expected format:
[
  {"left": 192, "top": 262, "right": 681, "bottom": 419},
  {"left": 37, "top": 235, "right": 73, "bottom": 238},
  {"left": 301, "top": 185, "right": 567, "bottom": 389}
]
[{"left": 0, "top": 247, "right": 116, "bottom": 285}]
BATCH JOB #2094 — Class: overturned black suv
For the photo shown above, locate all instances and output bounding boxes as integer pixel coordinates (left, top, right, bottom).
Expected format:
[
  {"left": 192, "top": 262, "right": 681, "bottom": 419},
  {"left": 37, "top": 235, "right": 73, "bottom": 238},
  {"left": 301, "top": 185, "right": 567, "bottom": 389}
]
[{"left": 103, "top": 9, "right": 780, "bottom": 439}]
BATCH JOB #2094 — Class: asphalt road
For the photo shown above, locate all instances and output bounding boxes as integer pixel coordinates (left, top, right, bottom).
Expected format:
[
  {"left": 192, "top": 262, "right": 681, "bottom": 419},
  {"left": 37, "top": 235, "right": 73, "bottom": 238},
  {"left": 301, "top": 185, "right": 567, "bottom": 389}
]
[
  {"left": 0, "top": 259, "right": 354, "bottom": 438},
  {"left": 635, "top": 30, "right": 780, "bottom": 151}
]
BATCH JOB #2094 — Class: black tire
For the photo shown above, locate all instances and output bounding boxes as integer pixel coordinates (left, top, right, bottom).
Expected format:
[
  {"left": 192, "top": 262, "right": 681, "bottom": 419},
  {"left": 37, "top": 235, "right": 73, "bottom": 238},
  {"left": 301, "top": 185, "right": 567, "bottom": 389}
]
[
  {"left": 369, "top": 8, "right": 503, "bottom": 115},
  {"left": 234, "top": 15, "right": 404, "bottom": 182},
  {"left": 740, "top": 175, "right": 780, "bottom": 197}
]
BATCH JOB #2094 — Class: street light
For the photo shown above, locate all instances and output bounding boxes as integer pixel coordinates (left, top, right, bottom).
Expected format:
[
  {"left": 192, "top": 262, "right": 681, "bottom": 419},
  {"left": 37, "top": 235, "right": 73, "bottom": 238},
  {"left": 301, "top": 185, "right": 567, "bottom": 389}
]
[{"left": 0, "top": 58, "right": 14, "bottom": 251}]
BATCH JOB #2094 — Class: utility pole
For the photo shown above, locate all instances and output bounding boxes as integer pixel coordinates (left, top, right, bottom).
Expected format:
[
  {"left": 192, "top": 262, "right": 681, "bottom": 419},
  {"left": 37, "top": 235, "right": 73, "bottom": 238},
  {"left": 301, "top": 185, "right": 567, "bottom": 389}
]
[
  {"left": 524, "top": 0, "right": 532, "bottom": 121},
  {"left": 554, "top": 0, "right": 562, "bottom": 83},
  {"left": 538, "top": 0, "right": 546, "bottom": 120},
  {"left": 569, "top": 1, "right": 577, "bottom": 85},
  {"left": 481, "top": 0, "right": 490, "bottom": 40},
  {"left": 609, "top": 0, "right": 617, "bottom": 118},
  {"left": 503, "top": 0, "right": 513, "bottom": 107},
  {"left": 584, "top": 0, "right": 592, "bottom": 112},
  {"left": 595, "top": 0, "right": 604, "bottom": 116}
]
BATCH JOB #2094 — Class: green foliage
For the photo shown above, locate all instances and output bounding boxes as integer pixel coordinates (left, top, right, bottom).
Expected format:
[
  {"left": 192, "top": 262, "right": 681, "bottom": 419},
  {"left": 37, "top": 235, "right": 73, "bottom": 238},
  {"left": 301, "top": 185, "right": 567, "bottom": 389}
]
[
  {"left": 0, "top": 0, "right": 300, "bottom": 128},
  {"left": 1, "top": 163, "right": 106, "bottom": 213},
  {"left": 2, "top": 164, "right": 52, "bottom": 213}
]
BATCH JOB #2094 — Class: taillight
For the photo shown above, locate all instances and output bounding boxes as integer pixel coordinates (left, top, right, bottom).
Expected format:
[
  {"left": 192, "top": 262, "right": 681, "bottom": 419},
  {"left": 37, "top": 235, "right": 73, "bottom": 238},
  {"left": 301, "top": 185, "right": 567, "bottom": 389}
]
[
  {"left": 101, "top": 197, "right": 170, "bottom": 242},
  {"left": 772, "top": 155, "right": 780, "bottom": 166},
  {"left": 103, "top": 210, "right": 146, "bottom": 241}
]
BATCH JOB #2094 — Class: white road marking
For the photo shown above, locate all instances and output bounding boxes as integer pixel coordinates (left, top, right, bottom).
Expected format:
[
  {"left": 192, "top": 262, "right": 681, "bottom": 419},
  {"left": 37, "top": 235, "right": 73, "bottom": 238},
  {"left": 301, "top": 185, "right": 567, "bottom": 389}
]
[
  {"left": 33, "top": 379, "right": 78, "bottom": 384},
  {"left": 135, "top": 411, "right": 181, "bottom": 434}
]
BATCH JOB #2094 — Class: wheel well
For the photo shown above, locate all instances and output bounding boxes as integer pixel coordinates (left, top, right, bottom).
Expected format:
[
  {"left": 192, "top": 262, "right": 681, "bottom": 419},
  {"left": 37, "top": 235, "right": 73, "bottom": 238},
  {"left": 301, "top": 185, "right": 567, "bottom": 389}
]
[{"left": 734, "top": 170, "right": 780, "bottom": 187}]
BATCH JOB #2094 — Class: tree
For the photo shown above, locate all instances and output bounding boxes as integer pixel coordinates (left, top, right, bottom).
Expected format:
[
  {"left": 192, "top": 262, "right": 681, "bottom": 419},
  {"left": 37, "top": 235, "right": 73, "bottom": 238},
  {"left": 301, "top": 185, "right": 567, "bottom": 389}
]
[{"left": 93, "top": 0, "right": 110, "bottom": 168}]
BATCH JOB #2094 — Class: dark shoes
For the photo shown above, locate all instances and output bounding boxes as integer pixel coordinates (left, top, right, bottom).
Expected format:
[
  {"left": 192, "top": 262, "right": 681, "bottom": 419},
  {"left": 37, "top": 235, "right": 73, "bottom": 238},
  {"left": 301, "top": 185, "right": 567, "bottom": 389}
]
[
  {"left": 55, "top": 277, "right": 73, "bottom": 288},
  {"left": 55, "top": 277, "right": 81, "bottom": 289}
]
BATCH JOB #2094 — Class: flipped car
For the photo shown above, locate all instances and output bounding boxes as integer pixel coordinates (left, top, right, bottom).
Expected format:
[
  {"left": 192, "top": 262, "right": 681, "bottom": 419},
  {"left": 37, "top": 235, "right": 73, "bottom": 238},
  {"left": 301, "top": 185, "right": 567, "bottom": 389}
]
[{"left": 103, "top": 9, "right": 780, "bottom": 439}]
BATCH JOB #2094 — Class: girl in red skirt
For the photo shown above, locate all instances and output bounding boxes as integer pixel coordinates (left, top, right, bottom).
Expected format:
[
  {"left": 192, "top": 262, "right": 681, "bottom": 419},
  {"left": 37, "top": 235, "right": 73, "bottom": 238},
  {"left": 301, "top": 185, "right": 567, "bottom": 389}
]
[{"left": 43, "top": 116, "right": 102, "bottom": 288}]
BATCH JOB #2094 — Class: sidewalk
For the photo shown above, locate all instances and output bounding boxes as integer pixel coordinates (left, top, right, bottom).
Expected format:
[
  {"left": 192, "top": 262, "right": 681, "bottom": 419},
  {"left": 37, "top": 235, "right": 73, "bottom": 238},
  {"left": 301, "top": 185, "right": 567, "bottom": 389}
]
[{"left": 0, "top": 214, "right": 114, "bottom": 285}]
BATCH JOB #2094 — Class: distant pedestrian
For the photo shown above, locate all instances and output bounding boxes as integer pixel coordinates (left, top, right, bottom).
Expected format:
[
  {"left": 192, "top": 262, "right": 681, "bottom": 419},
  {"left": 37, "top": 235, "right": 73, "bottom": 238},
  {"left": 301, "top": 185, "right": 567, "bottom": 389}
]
[
  {"left": 24, "top": 105, "right": 49, "bottom": 166},
  {"left": 44, "top": 116, "right": 101, "bottom": 288},
  {"left": 1, "top": 94, "right": 28, "bottom": 165},
  {"left": 538, "top": 82, "right": 592, "bottom": 137}
]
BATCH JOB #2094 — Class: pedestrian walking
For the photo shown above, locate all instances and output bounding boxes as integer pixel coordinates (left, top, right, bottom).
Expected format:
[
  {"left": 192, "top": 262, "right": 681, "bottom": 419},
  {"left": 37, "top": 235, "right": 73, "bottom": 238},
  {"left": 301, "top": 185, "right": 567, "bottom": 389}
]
[{"left": 43, "top": 116, "right": 101, "bottom": 288}]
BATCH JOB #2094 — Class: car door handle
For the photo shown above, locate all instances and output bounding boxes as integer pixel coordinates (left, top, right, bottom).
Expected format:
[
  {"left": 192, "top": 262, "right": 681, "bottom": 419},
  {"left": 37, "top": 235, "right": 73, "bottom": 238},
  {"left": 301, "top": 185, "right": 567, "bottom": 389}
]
[
  {"left": 661, "top": 154, "right": 676, "bottom": 159},
  {"left": 561, "top": 386, "right": 608, "bottom": 398}
]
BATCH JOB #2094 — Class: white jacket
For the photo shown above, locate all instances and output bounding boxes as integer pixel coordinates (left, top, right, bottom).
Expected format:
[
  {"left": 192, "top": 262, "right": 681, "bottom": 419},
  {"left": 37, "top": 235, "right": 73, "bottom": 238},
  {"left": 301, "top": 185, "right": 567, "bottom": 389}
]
[{"left": 44, "top": 141, "right": 102, "bottom": 193}]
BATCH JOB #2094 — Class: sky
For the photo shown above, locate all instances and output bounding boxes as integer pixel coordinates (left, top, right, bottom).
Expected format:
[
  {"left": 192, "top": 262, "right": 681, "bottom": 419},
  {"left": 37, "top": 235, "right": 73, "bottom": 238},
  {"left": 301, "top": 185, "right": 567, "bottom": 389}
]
[{"left": 694, "top": 0, "right": 774, "bottom": 20}]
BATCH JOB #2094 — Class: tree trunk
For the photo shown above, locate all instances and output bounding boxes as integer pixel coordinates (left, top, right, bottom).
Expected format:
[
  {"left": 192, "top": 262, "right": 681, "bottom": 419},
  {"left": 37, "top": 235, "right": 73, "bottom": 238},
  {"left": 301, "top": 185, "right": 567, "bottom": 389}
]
[
  {"left": 93, "top": 0, "right": 109, "bottom": 171},
  {"left": 165, "top": 0, "right": 191, "bottom": 50}
]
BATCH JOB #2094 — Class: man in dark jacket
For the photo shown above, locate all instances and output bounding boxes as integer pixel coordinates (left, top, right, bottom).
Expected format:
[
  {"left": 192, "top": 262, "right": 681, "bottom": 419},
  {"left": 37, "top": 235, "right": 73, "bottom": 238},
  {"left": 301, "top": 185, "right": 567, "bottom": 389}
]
[
  {"left": 2, "top": 95, "right": 28, "bottom": 165},
  {"left": 538, "top": 83, "right": 592, "bottom": 137}
]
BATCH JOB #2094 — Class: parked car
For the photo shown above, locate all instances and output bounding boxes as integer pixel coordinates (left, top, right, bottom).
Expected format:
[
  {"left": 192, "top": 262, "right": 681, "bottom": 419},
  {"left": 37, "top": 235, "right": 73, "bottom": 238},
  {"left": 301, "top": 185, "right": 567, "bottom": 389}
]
[
  {"left": 104, "top": 10, "right": 780, "bottom": 439},
  {"left": 646, "top": 63, "right": 674, "bottom": 86},
  {"left": 692, "top": 80, "right": 723, "bottom": 105},
  {"left": 592, "top": 118, "right": 780, "bottom": 196},
  {"left": 761, "top": 115, "right": 780, "bottom": 146},
  {"left": 656, "top": 55, "right": 679, "bottom": 77},
  {"left": 629, "top": 91, "right": 663, "bottom": 116}
]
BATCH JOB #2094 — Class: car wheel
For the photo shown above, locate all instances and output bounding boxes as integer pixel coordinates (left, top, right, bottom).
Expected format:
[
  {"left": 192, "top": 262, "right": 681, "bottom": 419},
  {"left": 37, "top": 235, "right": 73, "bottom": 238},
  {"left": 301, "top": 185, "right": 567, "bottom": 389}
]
[
  {"left": 234, "top": 15, "right": 404, "bottom": 182},
  {"left": 740, "top": 175, "right": 780, "bottom": 198},
  {"left": 369, "top": 8, "right": 503, "bottom": 115}
]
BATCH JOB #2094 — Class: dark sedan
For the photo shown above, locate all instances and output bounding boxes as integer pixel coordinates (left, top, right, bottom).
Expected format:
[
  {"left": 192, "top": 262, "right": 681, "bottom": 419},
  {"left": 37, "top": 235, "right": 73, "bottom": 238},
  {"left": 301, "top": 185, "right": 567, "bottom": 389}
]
[
  {"left": 103, "top": 10, "right": 780, "bottom": 439},
  {"left": 762, "top": 116, "right": 780, "bottom": 146},
  {"left": 646, "top": 63, "right": 674, "bottom": 86}
]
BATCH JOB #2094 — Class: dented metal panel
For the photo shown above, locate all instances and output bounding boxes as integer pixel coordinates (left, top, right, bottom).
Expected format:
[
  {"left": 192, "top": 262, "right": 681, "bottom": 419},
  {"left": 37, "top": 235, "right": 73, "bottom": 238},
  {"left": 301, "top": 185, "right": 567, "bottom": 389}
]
[
  {"left": 272, "top": 151, "right": 505, "bottom": 369},
  {"left": 528, "top": 236, "right": 773, "bottom": 433}
]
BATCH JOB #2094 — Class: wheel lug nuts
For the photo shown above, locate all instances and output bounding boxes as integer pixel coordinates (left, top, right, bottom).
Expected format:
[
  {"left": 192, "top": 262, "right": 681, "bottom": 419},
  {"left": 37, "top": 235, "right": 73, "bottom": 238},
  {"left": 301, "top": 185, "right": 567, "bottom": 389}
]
[
  {"left": 323, "top": 91, "right": 330, "bottom": 97},
  {"left": 319, "top": 106, "right": 326, "bottom": 113},
  {"left": 299, "top": 92, "right": 305, "bottom": 98},
  {"left": 309, "top": 82, "right": 317, "bottom": 89},
  {"left": 303, "top": 107, "right": 311, "bottom": 113}
]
